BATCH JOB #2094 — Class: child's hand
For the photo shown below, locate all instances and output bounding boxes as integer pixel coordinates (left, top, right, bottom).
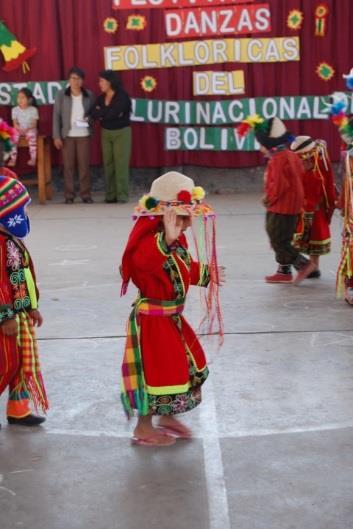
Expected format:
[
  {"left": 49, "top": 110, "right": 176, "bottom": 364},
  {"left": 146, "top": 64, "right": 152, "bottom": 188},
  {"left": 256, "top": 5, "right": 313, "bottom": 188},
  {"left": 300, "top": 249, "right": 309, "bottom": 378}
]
[
  {"left": 210, "top": 265, "right": 226, "bottom": 285},
  {"left": 1, "top": 318, "right": 18, "bottom": 336},
  {"left": 163, "top": 209, "right": 183, "bottom": 246},
  {"left": 29, "top": 309, "right": 43, "bottom": 327}
]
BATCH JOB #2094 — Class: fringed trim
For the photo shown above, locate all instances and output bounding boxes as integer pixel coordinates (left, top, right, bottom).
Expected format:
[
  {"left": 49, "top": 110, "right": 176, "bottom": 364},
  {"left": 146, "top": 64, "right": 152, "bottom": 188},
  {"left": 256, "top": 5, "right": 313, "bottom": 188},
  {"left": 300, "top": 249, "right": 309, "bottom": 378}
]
[
  {"left": 11, "top": 372, "right": 49, "bottom": 414},
  {"left": 121, "top": 388, "right": 149, "bottom": 419},
  {"left": 191, "top": 215, "right": 224, "bottom": 347}
]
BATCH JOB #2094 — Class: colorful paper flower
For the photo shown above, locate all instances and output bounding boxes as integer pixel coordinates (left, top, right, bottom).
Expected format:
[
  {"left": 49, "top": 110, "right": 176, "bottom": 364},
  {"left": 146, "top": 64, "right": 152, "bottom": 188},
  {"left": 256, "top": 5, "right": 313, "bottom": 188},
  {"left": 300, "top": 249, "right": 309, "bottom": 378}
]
[
  {"left": 287, "top": 10, "right": 304, "bottom": 30},
  {"left": 316, "top": 62, "right": 335, "bottom": 81},
  {"left": 103, "top": 17, "right": 118, "bottom": 34},
  {"left": 126, "top": 15, "right": 147, "bottom": 31},
  {"left": 140, "top": 76, "right": 157, "bottom": 93}
]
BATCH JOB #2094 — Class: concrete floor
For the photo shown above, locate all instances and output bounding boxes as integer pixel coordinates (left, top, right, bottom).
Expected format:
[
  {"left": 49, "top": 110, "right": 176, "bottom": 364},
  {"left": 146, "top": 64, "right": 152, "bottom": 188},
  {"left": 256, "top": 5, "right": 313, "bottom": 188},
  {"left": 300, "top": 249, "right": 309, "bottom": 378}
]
[{"left": 1, "top": 193, "right": 353, "bottom": 529}]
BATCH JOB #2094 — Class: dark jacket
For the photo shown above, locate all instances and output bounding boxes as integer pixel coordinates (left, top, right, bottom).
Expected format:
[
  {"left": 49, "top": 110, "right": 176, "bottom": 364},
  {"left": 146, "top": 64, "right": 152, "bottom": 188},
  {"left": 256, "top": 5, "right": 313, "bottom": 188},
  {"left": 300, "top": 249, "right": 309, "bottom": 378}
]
[
  {"left": 89, "top": 90, "right": 131, "bottom": 130},
  {"left": 52, "top": 87, "right": 95, "bottom": 139}
]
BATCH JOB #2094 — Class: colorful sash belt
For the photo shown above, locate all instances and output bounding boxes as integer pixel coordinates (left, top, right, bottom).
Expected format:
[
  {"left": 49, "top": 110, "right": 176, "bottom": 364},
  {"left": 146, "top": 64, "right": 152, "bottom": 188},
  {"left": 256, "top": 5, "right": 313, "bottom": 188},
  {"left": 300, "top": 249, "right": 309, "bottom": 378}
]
[{"left": 121, "top": 297, "right": 185, "bottom": 418}]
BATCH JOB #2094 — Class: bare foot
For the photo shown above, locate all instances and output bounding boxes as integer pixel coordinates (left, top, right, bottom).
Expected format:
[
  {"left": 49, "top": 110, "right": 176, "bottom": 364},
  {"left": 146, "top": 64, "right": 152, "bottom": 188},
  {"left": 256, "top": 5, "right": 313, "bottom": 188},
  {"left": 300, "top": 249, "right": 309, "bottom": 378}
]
[
  {"left": 158, "top": 416, "right": 193, "bottom": 438},
  {"left": 133, "top": 424, "right": 175, "bottom": 446}
]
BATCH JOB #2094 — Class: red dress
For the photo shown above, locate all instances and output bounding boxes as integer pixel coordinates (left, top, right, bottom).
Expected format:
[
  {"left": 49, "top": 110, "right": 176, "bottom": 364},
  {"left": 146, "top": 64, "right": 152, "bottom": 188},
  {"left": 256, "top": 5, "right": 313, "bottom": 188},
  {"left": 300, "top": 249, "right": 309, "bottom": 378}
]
[
  {"left": 122, "top": 226, "right": 210, "bottom": 416},
  {"left": 294, "top": 150, "right": 336, "bottom": 255}
]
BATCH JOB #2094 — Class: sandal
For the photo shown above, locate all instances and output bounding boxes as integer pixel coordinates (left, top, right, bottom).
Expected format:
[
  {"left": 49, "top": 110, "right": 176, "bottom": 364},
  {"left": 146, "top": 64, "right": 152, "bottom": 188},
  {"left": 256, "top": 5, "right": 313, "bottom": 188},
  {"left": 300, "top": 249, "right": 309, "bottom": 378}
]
[{"left": 131, "top": 433, "right": 176, "bottom": 447}]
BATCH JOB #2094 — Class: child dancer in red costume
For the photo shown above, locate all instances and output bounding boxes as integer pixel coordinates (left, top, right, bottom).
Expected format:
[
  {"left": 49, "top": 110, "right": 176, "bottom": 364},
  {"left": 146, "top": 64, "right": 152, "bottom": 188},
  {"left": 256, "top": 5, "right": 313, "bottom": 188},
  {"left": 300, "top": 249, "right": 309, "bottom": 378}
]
[
  {"left": 120, "top": 171, "right": 224, "bottom": 446},
  {"left": 290, "top": 136, "right": 337, "bottom": 282}
]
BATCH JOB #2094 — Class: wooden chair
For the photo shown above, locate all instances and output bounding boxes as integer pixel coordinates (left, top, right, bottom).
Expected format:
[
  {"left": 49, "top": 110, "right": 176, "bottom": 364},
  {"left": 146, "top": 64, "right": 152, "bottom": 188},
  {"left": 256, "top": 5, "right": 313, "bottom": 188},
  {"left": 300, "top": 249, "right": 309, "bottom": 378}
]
[{"left": 18, "top": 135, "right": 53, "bottom": 204}]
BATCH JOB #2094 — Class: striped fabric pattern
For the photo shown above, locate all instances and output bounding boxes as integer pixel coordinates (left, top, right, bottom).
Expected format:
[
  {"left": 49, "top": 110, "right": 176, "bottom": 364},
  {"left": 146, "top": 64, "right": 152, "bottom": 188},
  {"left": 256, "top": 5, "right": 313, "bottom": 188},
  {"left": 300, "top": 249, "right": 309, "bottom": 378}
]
[
  {"left": 121, "top": 297, "right": 185, "bottom": 418},
  {"left": 0, "top": 175, "right": 30, "bottom": 219},
  {"left": 9, "top": 312, "right": 49, "bottom": 413}
]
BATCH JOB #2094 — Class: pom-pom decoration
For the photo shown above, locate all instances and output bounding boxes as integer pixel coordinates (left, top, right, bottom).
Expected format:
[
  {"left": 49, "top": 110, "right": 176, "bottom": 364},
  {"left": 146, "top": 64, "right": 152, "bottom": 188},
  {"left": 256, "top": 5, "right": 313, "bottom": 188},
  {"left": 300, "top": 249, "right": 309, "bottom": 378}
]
[
  {"left": 177, "top": 190, "right": 192, "bottom": 204},
  {"left": 138, "top": 194, "right": 150, "bottom": 209},
  {"left": 287, "top": 9, "right": 304, "bottom": 31},
  {"left": 145, "top": 196, "right": 159, "bottom": 210},
  {"left": 0, "top": 118, "right": 17, "bottom": 152},
  {"left": 192, "top": 186, "right": 206, "bottom": 201},
  {"left": 103, "top": 17, "right": 118, "bottom": 33}
]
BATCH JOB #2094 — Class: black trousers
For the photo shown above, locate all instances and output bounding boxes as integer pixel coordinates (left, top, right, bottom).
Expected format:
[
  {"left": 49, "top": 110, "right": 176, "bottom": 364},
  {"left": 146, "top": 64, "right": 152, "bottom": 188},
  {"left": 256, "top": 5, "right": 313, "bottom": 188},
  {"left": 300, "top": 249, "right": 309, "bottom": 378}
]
[{"left": 266, "top": 212, "right": 300, "bottom": 265}]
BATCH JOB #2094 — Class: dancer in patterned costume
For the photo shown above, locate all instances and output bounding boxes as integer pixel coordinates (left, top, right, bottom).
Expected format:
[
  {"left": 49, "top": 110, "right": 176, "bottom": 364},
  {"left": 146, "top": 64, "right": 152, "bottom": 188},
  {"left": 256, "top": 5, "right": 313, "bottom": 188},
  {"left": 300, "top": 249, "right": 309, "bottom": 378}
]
[
  {"left": 0, "top": 119, "right": 48, "bottom": 427},
  {"left": 290, "top": 136, "right": 337, "bottom": 281},
  {"left": 328, "top": 96, "right": 353, "bottom": 304},
  {"left": 120, "top": 171, "right": 224, "bottom": 446}
]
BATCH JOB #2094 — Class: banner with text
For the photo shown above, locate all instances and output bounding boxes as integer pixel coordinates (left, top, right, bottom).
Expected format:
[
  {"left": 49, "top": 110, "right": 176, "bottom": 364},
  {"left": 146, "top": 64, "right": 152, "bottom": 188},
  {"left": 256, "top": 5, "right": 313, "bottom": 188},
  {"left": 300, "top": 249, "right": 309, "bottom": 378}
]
[
  {"left": 165, "top": 4, "right": 271, "bottom": 39},
  {"left": 193, "top": 70, "right": 245, "bottom": 95},
  {"left": 131, "top": 94, "right": 353, "bottom": 124},
  {"left": 105, "top": 36, "right": 299, "bottom": 71},
  {"left": 113, "top": 0, "right": 253, "bottom": 9},
  {"left": 165, "top": 126, "right": 258, "bottom": 150},
  {"left": 0, "top": 80, "right": 66, "bottom": 106}
]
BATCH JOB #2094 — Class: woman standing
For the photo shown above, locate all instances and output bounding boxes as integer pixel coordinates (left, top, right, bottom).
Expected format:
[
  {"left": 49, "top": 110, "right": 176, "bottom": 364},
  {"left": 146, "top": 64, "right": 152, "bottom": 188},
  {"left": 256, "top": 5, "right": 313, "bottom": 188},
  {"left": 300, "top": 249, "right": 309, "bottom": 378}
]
[{"left": 90, "top": 70, "right": 132, "bottom": 203}]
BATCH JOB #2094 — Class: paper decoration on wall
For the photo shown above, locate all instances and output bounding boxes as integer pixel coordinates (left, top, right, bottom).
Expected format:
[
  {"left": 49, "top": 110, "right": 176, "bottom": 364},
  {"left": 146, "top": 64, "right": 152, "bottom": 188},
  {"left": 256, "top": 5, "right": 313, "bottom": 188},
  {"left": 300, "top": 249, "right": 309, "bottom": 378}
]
[
  {"left": 314, "top": 4, "right": 329, "bottom": 37},
  {"left": 165, "top": 4, "right": 271, "bottom": 39},
  {"left": 140, "top": 75, "right": 157, "bottom": 92},
  {"left": 193, "top": 70, "right": 245, "bottom": 96},
  {"left": 343, "top": 68, "right": 353, "bottom": 91},
  {"left": 103, "top": 18, "right": 118, "bottom": 33},
  {"left": 105, "top": 37, "right": 300, "bottom": 71},
  {"left": 316, "top": 62, "right": 335, "bottom": 81},
  {"left": 126, "top": 15, "right": 147, "bottom": 31},
  {"left": 113, "top": 0, "right": 254, "bottom": 9},
  {"left": 0, "top": 21, "right": 36, "bottom": 73},
  {"left": 287, "top": 9, "right": 304, "bottom": 31}
]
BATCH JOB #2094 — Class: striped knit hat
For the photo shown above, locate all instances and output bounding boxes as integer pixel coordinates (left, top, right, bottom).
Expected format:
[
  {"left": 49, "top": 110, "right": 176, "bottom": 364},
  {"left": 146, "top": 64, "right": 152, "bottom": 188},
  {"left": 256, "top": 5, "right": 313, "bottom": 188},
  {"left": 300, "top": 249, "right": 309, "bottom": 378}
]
[{"left": 0, "top": 174, "right": 31, "bottom": 219}]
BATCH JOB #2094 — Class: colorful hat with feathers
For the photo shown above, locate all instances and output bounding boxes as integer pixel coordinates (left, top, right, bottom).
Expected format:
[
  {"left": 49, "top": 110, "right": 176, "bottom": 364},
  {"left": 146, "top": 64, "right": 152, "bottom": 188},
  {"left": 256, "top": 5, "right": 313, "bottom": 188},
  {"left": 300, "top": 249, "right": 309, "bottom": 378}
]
[
  {"left": 238, "top": 115, "right": 292, "bottom": 149},
  {"left": 327, "top": 93, "right": 353, "bottom": 146},
  {"left": 0, "top": 118, "right": 17, "bottom": 153}
]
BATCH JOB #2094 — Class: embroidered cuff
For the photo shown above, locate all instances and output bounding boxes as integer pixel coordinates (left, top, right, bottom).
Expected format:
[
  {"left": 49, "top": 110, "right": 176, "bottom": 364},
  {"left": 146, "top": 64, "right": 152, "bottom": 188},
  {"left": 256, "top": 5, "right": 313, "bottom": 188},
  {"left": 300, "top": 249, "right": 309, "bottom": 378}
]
[{"left": 0, "top": 305, "right": 15, "bottom": 324}]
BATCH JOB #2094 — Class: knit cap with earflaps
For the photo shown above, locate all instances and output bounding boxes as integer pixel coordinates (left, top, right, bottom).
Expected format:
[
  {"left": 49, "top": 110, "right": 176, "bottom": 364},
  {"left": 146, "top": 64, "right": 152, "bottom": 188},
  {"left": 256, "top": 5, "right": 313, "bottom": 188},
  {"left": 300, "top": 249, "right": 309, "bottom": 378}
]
[{"left": 0, "top": 175, "right": 31, "bottom": 219}]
